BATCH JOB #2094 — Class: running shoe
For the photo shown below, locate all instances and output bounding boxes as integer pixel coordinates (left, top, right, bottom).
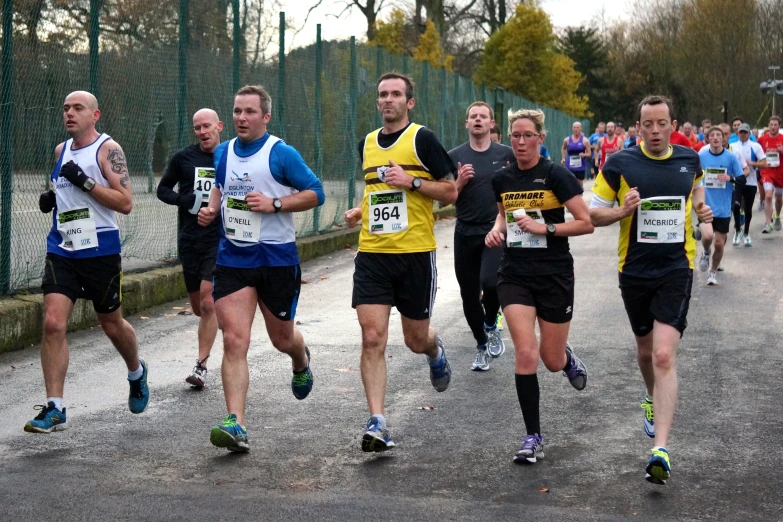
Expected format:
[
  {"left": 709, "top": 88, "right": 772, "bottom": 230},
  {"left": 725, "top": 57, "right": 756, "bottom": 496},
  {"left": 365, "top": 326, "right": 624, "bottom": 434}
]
[
  {"left": 362, "top": 417, "right": 395, "bottom": 452},
  {"left": 513, "top": 434, "right": 545, "bottom": 464},
  {"left": 429, "top": 337, "right": 451, "bottom": 392},
  {"left": 775, "top": 215, "right": 782, "bottom": 231},
  {"left": 563, "top": 342, "right": 588, "bottom": 390},
  {"left": 698, "top": 250, "right": 710, "bottom": 272},
  {"left": 471, "top": 347, "right": 490, "bottom": 371},
  {"left": 645, "top": 447, "right": 671, "bottom": 485},
  {"left": 707, "top": 271, "right": 718, "bottom": 286},
  {"left": 485, "top": 325, "right": 505, "bottom": 358},
  {"left": 640, "top": 398, "right": 654, "bottom": 438},
  {"left": 694, "top": 224, "right": 702, "bottom": 241},
  {"left": 210, "top": 414, "right": 249, "bottom": 452},
  {"left": 23, "top": 402, "right": 67, "bottom": 433},
  {"left": 762, "top": 222, "right": 773, "bottom": 234},
  {"left": 496, "top": 313, "right": 504, "bottom": 331},
  {"left": 744, "top": 234, "right": 752, "bottom": 247},
  {"left": 292, "top": 347, "right": 313, "bottom": 400},
  {"left": 128, "top": 359, "right": 149, "bottom": 414},
  {"left": 758, "top": 200, "right": 765, "bottom": 211},
  {"left": 185, "top": 359, "right": 208, "bottom": 389},
  {"left": 732, "top": 230, "right": 742, "bottom": 246}
]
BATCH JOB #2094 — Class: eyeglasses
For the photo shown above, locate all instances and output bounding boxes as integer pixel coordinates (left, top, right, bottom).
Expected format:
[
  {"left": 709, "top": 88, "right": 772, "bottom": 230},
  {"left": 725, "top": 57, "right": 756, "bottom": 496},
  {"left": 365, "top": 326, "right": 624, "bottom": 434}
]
[{"left": 510, "top": 132, "right": 541, "bottom": 141}]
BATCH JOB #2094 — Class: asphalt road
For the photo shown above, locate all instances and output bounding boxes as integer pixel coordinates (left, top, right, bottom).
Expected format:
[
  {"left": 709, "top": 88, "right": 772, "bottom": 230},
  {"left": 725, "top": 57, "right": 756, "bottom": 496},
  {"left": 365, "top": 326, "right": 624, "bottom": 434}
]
[{"left": 1, "top": 205, "right": 782, "bottom": 521}]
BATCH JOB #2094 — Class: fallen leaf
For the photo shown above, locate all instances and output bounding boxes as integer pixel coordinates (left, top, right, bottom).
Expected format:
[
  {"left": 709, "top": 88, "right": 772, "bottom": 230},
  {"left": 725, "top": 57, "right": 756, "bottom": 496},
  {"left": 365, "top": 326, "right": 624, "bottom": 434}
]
[
  {"left": 320, "top": 276, "right": 328, "bottom": 280},
  {"left": 11, "top": 365, "right": 17, "bottom": 369},
  {"left": 139, "top": 316, "right": 149, "bottom": 320},
  {"left": 538, "top": 488, "right": 550, "bottom": 493},
  {"left": 172, "top": 306, "right": 185, "bottom": 310},
  {"left": 335, "top": 367, "right": 352, "bottom": 372},
  {"left": 443, "top": 245, "right": 449, "bottom": 248},
  {"left": 301, "top": 280, "right": 310, "bottom": 284},
  {"left": 417, "top": 406, "right": 435, "bottom": 411},
  {"left": 295, "top": 320, "right": 302, "bottom": 325},
  {"left": 163, "top": 313, "right": 177, "bottom": 317},
  {"left": 178, "top": 310, "right": 193, "bottom": 315},
  {"left": 344, "top": 244, "right": 352, "bottom": 249}
]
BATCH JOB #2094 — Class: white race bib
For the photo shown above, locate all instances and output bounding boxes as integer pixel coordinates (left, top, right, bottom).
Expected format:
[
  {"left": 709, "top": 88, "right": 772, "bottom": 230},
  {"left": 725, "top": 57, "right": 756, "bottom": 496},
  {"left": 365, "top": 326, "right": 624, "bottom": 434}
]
[
  {"left": 190, "top": 167, "right": 215, "bottom": 215},
  {"left": 637, "top": 196, "right": 686, "bottom": 243},
  {"left": 766, "top": 151, "right": 780, "bottom": 168},
  {"left": 368, "top": 190, "right": 408, "bottom": 235},
  {"left": 57, "top": 207, "right": 99, "bottom": 251},
  {"left": 704, "top": 167, "right": 727, "bottom": 189},
  {"left": 224, "top": 196, "right": 261, "bottom": 243},
  {"left": 569, "top": 155, "right": 582, "bottom": 168},
  {"left": 506, "top": 209, "right": 547, "bottom": 248}
]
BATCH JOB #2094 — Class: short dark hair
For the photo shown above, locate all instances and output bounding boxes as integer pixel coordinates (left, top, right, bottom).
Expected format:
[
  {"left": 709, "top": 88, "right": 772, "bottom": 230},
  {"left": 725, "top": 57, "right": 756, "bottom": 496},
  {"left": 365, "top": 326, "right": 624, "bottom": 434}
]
[
  {"left": 731, "top": 117, "right": 743, "bottom": 125},
  {"left": 377, "top": 72, "right": 414, "bottom": 101},
  {"left": 770, "top": 115, "right": 782, "bottom": 124},
  {"left": 702, "top": 119, "right": 711, "bottom": 126},
  {"left": 490, "top": 124, "right": 501, "bottom": 135},
  {"left": 637, "top": 95, "right": 675, "bottom": 121},
  {"left": 235, "top": 85, "right": 272, "bottom": 114},
  {"left": 705, "top": 125, "right": 724, "bottom": 138}
]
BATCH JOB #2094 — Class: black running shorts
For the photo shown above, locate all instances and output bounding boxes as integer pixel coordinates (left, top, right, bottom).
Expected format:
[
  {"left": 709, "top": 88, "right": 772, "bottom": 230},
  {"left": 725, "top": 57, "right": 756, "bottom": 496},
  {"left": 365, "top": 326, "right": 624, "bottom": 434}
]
[
  {"left": 497, "top": 270, "right": 575, "bottom": 324},
  {"left": 352, "top": 251, "right": 437, "bottom": 321},
  {"left": 711, "top": 216, "right": 731, "bottom": 235},
  {"left": 212, "top": 264, "right": 301, "bottom": 321},
  {"left": 42, "top": 253, "right": 123, "bottom": 314},
  {"left": 619, "top": 268, "right": 693, "bottom": 337},
  {"left": 179, "top": 238, "right": 218, "bottom": 293}
]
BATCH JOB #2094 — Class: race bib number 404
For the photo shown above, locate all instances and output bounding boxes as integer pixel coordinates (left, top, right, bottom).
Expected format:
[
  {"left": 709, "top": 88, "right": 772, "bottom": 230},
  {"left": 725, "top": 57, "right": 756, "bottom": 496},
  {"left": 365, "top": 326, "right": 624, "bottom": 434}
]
[
  {"left": 57, "top": 207, "right": 99, "bottom": 251},
  {"left": 224, "top": 196, "right": 261, "bottom": 243},
  {"left": 637, "top": 196, "right": 686, "bottom": 243},
  {"left": 190, "top": 167, "right": 215, "bottom": 215},
  {"left": 368, "top": 190, "right": 408, "bottom": 235}
]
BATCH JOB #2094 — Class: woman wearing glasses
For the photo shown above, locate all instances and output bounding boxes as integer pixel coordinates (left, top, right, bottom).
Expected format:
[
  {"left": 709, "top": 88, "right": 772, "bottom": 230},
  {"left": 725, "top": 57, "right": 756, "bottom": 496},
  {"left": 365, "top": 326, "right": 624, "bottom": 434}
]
[{"left": 485, "top": 109, "right": 594, "bottom": 464}]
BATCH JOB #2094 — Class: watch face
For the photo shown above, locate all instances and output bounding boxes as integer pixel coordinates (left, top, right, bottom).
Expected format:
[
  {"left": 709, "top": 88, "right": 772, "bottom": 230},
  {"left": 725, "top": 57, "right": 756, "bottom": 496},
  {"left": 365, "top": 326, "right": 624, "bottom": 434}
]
[
  {"left": 84, "top": 179, "right": 95, "bottom": 191},
  {"left": 413, "top": 177, "right": 421, "bottom": 188},
  {"left": 274, "top": 199, "right": 282, "bottom": 209}
]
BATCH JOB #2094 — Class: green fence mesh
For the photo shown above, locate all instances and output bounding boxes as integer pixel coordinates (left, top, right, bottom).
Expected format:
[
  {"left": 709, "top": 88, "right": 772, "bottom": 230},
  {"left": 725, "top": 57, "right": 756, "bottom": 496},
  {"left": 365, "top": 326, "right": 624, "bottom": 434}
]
[{"left": 0, "top": 1, "right": 587, "bottom": 295}]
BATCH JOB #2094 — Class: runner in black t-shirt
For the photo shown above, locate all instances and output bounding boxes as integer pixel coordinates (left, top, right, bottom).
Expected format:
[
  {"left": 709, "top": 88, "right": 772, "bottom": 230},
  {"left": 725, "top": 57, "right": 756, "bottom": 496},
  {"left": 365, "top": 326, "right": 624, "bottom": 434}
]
[
  {"left": 448, "top": 101, "right": 515, "bottom": 371},
  {"left": 486, "top": 109, "right": 594, "bottom": 465},
  {"left": 157, "top": 108, "right": 223, "bottom": 389}
]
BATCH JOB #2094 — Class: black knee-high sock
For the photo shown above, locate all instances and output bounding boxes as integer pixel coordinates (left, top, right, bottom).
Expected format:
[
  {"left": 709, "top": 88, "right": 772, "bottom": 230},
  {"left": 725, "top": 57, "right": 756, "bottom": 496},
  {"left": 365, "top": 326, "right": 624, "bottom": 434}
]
[{"left": 515, "top": 373, "right": 540, "bottom": 435}]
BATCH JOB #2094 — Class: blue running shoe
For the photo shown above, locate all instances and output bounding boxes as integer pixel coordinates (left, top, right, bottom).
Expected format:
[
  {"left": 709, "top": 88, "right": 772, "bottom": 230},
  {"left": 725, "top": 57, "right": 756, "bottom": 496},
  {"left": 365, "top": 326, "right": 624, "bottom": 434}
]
[
  {"left": 429, "top": 337, "right": 451, "bottom": 392},
  {"left": 563, "top": 342, "right": 588, "bottom": 390},
  {"left": 361, "top": 417, "right": 395, "bottom": 452},
  {"left": 24, "top": 402, "right": 67, "bottom": 433},
  {"left": 641, "top": 397, "right": 655, "bottom": 438},
  {"left": 513, "top": 434, "right": 545, "bottom": 464},
  {"left": 645, "top": 446, "right": 671, "bottom": 485},
  {"left": 292, "top": 347, "right": 313, "bottom": 400},
  {"left": 210, "top": 414, "right": 249, "bottom": 452},
  {"left": 128, "top": 359, "right": 149, "bottom": 414}
]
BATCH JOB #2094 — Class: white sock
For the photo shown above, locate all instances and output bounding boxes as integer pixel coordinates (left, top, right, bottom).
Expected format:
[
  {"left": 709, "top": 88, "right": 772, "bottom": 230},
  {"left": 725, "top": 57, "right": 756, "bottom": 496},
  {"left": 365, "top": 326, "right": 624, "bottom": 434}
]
[
  {"left": 427, "top": 345, "right": 443, "bottom": 363},
  {"left": 47, "top": 397, "right": 63, "bottom": 411},
  {"left": 370, "top": 414, "right": 386, "bottom": 427},
  {"left": 128, "top": 365, "right": 144, "bottom": 381}
]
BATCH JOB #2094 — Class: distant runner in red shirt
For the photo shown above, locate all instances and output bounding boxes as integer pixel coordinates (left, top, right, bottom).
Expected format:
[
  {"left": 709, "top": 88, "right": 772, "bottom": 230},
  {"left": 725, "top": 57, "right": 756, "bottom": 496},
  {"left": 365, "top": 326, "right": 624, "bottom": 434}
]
[
  {"left": 595, "top": 122, "right": 624, "bottom": 170},
  {"left": 758, "top": 115, "right": 783, "bottom": 233}
]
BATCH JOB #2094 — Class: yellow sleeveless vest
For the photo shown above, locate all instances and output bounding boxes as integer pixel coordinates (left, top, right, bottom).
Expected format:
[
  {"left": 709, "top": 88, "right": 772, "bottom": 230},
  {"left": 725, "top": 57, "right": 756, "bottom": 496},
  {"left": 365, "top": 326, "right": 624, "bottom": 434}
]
[{"left": 359, "top": 124, "right": 437, "bottom": 253}]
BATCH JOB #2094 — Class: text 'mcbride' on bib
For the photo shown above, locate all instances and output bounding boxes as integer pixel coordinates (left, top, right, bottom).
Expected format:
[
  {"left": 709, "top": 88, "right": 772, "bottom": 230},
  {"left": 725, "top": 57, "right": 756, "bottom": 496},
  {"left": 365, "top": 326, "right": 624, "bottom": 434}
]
[
  {"left": 224, "top": 196, "right": 261, "bottom": 243},
  {"left": 57, "top": 207, "right": 99, "bottom": 251},
  {"left": 506, "top": 208, "right": 547, "bottom": 248},
  {"left": 190, "top": 167, "right": 215, "bottom": 215},
  {"left": 637, "top": 196, "right": 685, "bottom": 243}
]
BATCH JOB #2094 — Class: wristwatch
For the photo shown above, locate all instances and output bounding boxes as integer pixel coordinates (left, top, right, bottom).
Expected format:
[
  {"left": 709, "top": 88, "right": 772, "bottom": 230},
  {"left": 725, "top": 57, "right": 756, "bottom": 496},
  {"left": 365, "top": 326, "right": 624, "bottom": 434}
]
[
  {"left": 273, "top": 198, "right": 283, "bottom": 213},
  {"left": 546, "top": 223, "right": 557, "bottom": 236},
  {"left": 410, "top": 177, "right": 422, "bottom": 191},
  {"left": 83, "top": 177, "right": 96, "bottom": 191}
]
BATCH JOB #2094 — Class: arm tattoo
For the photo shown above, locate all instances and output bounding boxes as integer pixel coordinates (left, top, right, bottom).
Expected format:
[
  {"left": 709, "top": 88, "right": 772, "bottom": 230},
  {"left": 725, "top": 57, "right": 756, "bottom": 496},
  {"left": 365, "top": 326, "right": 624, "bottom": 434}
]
[{"left": 107, "top": 147, "right": 130, "bottom": 189}]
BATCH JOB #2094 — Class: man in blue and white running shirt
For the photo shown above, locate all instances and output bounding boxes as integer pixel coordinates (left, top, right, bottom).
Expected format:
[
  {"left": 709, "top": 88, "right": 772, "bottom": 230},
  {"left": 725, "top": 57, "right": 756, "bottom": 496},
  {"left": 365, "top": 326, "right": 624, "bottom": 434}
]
[
  {"left": 588, "top": 121, "right": 605, "bottom": 180},
  {"left": 198, "top": 85, "right": 325, "bottom": 452},
  {"left": 27, "top": 91, "right": 150, "bottom": 434},
  {"left": 698, "top": 125, "right": 744, "bottom": 286}
]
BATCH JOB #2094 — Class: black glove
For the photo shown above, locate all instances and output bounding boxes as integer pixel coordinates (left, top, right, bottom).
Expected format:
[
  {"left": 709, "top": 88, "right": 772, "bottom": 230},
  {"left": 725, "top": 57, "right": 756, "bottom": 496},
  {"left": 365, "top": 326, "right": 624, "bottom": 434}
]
[
  {"left": 39, "top": 190, "right": 56, "bottom": 214},
  {"left": 178, "top": 192, "right": 197, "bottom": 210},
  {"left": 59, "top": 160, "right": 90, "bottom": 191}
]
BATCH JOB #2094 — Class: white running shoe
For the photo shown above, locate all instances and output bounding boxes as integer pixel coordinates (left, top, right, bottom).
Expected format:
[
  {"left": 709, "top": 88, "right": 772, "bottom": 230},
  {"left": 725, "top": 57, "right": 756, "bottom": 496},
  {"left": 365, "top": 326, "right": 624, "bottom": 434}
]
[
  {"left": 698, "top": 250, "right": 710, "bottom": 272},
  {"left": 471, "top": 348, "right": 490, "bottom": 371},
  {"left": 762, "top": 222, "right": 773, "bottom": 234},
  {"left": 732, "top": 230, "right": 742, "bottom": 246},
  {"left": 744, "top": 234, "right": 752, "bottom": 247},
  {"left": 707, "top": 271, "right": 718, "bottom": 286}
]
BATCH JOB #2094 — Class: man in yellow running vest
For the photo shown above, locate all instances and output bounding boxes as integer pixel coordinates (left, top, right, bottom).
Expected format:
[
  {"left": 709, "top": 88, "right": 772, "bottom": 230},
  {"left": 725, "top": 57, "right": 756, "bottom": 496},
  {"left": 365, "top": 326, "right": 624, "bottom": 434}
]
[{"left": 345, "top": 72, "right": 457, "bottom": 453}]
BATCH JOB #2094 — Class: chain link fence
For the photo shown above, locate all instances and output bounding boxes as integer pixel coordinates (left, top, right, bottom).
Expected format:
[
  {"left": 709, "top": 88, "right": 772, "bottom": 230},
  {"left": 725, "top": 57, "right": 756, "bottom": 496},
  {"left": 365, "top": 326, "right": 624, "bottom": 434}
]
[{"left": 0, "top": 0, "right": 588, "bottom": 295}]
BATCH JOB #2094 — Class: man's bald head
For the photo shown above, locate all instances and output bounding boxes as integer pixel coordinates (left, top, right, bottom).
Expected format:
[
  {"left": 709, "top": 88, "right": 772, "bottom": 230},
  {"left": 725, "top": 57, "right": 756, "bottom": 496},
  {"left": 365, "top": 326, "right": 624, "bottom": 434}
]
[
  {"left": 65, "top": 91, "right": 99, "bottom": 110},
  {"left": 192, "top": 108, "right": 223, "bottom": 153},
  {"left": 193, "top": 108, "right": 219, "bottom": 124}
]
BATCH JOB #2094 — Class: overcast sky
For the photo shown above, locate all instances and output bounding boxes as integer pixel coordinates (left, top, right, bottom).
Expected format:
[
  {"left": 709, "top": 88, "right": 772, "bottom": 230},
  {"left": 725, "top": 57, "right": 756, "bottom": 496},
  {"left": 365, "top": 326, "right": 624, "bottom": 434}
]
[{"left": 279, "top": 0, "right": 630, "bottom": 48}]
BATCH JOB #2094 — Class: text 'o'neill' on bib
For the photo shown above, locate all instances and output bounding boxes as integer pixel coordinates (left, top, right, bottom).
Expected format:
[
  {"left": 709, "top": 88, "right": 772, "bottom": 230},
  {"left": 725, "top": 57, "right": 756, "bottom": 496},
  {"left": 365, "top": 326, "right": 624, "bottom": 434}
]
[
  {"left": 57, "top": 206, "right": 98, "bottom": 251},
  {"left": 704, "top": 167, "right": 727, "bottom": 189},
  {"left": 368, "top": 189, "right": 408, "bottom": 235},
  {"left": 637, "top": 196, "right": 685, "bottom": 243},
  {"left": 224, "top": 196, "right": 261, "bottom": 243},
  {"left": 190, "top": 167, "right": 215, "bottom": 215},
  {"left": 506, "top": 209, "right": 547, "bottom": 248}
]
